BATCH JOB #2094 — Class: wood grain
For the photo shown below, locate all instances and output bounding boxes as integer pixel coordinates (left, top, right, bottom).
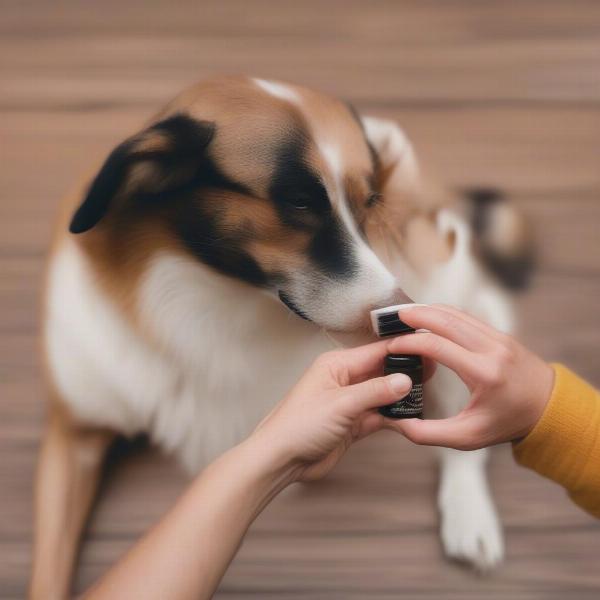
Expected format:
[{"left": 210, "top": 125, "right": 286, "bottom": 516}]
[{"left": 1, "top": 1, "right": 599, "bottom": 598}]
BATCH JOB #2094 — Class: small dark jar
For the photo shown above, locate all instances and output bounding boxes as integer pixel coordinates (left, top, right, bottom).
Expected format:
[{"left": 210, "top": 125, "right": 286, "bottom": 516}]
[{"left": 379, "top": 354, "right": 423, "bottom": 419}]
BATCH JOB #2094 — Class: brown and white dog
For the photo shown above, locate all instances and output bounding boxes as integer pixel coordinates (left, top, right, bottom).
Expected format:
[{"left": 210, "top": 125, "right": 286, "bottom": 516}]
[{"left": 31, "top": 76, "right": 532, "bottom": 598}]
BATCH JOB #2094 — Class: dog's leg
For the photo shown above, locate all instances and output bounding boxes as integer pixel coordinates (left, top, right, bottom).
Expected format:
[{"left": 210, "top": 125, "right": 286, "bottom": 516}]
[
  {"left": 428, "top": 364, "right": 504, "bottom": 571},
  {"left": 29, "top": 403, "right": 114, "bottom": 600}
]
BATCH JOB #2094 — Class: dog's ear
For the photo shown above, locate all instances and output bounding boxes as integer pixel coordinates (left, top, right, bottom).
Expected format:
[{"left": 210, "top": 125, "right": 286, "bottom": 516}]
[
  {"left": 360, "top": 115, "right": 420, "bottom": 193},
  {"left": 69, "top": 114, "right": 215, "bottom": 234}
]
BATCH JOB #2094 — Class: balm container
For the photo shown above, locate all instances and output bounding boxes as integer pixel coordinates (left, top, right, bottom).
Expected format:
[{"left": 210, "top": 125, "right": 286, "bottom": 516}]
[
  {"left": 370, "top": 304, "right": 424, "bottom": 419},
  {"left": 381, "top": 354, "right": 423, "bottom": 419}
]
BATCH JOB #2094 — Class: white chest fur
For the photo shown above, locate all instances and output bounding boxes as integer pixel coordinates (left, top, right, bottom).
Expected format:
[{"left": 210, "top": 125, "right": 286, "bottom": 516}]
[{"left": 45, "top": 242, "right": 335, "bottom": 472}]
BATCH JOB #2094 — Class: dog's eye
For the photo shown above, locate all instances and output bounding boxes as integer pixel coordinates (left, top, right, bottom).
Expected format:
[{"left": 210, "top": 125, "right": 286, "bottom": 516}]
[
  {"left": 280, "top": 189, "right": 331, "bottom": 215},
  {"left": 290, "top": 201, "right": 309, "bottom": 210},
  {"left": 366, "top": 191, "right": 382, "bottom": 208},
  {"left": 287, "top": 195, "right": 312, "bottom": 210}
]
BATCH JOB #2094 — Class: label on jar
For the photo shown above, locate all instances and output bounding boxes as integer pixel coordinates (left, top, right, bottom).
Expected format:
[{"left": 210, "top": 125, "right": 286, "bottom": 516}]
[{"left": 386, "top": 382, "right": 423, "bottom": 417}]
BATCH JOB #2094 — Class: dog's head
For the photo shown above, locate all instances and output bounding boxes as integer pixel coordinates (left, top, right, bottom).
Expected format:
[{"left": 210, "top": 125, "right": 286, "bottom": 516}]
[{"left": 70, "top": 76, "right": 418, "bottom": 331}]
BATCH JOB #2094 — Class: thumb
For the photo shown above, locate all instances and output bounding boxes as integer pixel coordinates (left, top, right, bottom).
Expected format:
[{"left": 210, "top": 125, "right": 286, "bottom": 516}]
[
  {"left": 386, "top": 412, "right": 483, "bottom": 451},
  {"left": 343, "top": 373, "right": 412, "bottom": 415}
]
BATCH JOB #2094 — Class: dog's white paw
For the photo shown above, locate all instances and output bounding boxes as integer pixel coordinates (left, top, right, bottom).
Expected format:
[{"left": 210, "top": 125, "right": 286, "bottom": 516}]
[{"left": 439, "top": 470, "right": 504, "bottom": 571}]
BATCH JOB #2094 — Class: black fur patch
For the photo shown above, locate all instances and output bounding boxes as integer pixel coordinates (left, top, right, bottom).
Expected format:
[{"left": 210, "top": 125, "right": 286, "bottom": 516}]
[
  {"left": 269, "top": 132, "right": 331, "bottom": 226},
  {"left": 70, "top": 114, "right": 217, "bottom": 233},
  {"left": 466, "top": 187, "right": 535, "bottom": 291},
  {"left": 269, "top": 128, "right": 358, "bottom": 279},
  {"left": 70, "top": 138, "right": 135, "bottom": 234},
  {"left": 309, "top": 216, "right": 358, "bottom": 279},
  {"left": 173, "top": 201, "right": 268, "bottom": 288},
  {"left": 469, "top": 187, "right": 503, "bottom": 238}
]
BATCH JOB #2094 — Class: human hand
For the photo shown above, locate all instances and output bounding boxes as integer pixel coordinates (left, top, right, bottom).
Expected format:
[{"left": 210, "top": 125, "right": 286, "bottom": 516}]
[
  {"left": 83, "top": 343, "right": 416, "bottom": 600},
  {"left": 250, "top": 342, "right": 415, "bottom": 482},
  {"left": 384, "top": 304, "right": 555, "bottom": 450}
]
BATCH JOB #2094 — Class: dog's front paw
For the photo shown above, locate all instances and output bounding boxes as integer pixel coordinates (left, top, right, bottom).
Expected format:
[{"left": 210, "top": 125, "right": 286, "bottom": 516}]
[{"left": 439, "top": 471, "right": 504, "bottom": 571}]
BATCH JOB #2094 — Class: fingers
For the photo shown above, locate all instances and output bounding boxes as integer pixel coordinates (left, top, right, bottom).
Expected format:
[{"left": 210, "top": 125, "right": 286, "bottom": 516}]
[
  {"left": 386, "top": 413, "right": 486, "bottom": 451},
  {"left": 343, "top": 372, "right": 412, "bottom": 415},
  {"left": 396, "top": 305, "right": 494, "bottom": 351},
  {"left": 431, "top": 304, "right": 508, "bottom": 342},
  {"left": 387, "top": 331, "right": 482, "bottom": 382},
  {"left": 355, "top": 411, "right": 385, "bottom": 440},
  {"left": 320, "top": 305, "right": 503, "bottom": 388},
  {"left": 321, "top": 339, "right": 390, "bottom": 384}
]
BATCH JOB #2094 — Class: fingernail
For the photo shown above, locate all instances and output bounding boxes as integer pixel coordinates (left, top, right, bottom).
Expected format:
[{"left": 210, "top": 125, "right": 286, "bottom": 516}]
[
  {"left": 388, "top": 373, "right": 411, "bottom": 395},
  {"left": 397, "top": 303, "right": 428, "bottom": 312}
]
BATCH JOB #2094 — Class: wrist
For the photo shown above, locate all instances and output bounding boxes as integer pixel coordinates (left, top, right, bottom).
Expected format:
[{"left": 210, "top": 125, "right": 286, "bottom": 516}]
[
  {"left": 513, "top": 361, "right": 556, "bottom": 442},
  {"left": 245, "top": 421, "right": 307, "bottom": 477},
  {"left": 232, "top": 433, "right": 298, "bottom": 502},
  {"left": 527, "top": 362, "right": 556, "bottom": 434},
  {"left": 189, "top": 437, "right": 296, "bottom": 529}
]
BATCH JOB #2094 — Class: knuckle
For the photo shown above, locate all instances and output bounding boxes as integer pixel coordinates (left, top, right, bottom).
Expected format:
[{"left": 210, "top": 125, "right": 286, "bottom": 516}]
[
  {"left": 314, "top": 350, "right": 350, "bottom": 383},
  {"left": 481, "top": 363, "right": 503, "bottom": 387},
  {"left": 478, "top": 349, "right": 511, "bottom": 386},
  {"left": 494, "top": 345, "right": 513, "bottom": 370},
  {"left": 370, "top": 377, "right": 389, "bottom": 399},
  {"left": 439, "top": 311, "right": 459, "bottom": 331},
  {"left": 421, "top": 333, "right": 443, "bottom": 356}
]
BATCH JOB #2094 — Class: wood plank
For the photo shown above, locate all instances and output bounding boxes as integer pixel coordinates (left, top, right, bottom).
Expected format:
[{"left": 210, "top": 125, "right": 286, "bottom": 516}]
[{"left": 2, "top": 1, "right": 600, "bottom": 106}]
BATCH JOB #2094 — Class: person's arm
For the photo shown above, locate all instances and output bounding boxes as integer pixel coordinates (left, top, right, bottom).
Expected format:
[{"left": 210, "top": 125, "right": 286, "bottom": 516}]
[
  {"left": 83, "top": 439, "right": 292, "bottom": 600},
  {"left": 383, "top": 304, "right": 600, "bottom": 518},
  {"left": 84, "top": 341, "right": 412, "bottom": 600},
  {"left": 512, "top": 363, "right": 600, "bottom": 517}
]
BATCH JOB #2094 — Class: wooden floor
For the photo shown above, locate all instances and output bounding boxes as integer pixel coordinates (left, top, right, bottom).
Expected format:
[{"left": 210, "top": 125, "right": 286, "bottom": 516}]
[{"left": 2, "top": 1, "right": 600, "bottom": 597}]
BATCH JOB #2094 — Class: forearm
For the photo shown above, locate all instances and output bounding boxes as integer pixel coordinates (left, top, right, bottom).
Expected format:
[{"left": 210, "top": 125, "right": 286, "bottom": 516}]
[
  {"left": 84, "top": 437, "right": 295, "bottom": 600},
  {"left": 513, "top": 364, "right": 600, "bottom": 518},
  {"left": 82, "top": 340, "right": 401, "bottom": 598}
]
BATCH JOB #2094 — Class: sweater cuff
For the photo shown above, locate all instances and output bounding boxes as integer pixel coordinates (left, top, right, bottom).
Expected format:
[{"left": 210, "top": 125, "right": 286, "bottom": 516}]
[{"left": 513, "top": 363, "right": 600, "bottom": 517}]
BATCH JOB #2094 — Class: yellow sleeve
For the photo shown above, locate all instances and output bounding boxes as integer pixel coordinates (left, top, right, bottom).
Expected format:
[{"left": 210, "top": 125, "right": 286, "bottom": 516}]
[{"left": 513, "top": 363, "right": 600, "bottom": 518}]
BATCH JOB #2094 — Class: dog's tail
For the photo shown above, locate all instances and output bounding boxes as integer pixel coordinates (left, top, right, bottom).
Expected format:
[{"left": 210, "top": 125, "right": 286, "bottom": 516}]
[{"left": 463, "top": 188, "right": 535, "bottom": 291}]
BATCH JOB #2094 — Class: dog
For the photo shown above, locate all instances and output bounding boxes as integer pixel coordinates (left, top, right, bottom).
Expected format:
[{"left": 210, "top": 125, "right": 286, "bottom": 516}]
[{"left": 30, "top": 75, "right": 533, "bottom": 598}]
